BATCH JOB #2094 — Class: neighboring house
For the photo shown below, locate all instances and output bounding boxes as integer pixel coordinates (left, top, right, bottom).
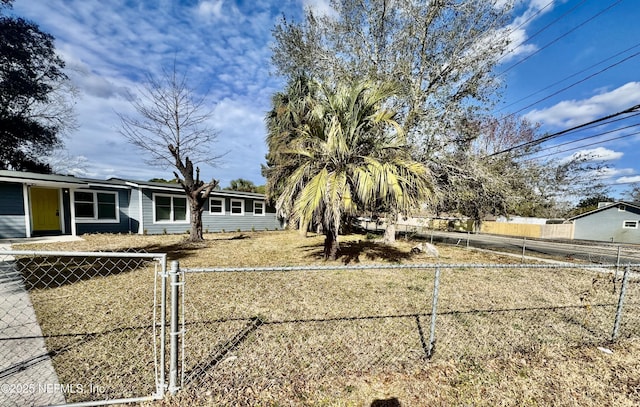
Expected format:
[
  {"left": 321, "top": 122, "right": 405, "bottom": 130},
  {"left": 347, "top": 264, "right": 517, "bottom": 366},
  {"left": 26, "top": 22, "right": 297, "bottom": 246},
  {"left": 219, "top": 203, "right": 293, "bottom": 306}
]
[
  {"left": 568, "top": 201, "right": 640, "bottom": 244},
  {"left": 0, "top": 170, "right": 282, "bottom": 239}
]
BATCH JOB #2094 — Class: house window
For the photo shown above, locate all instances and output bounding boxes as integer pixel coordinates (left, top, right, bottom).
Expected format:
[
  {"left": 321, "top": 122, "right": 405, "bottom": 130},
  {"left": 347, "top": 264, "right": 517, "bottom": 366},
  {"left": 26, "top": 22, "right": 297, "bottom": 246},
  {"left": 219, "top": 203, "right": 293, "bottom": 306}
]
[
  {"left": 253, "top": 201, "right": 265, "bottom": 216},
  {"left": 210, "top": 198, "right": 224, "bottom": 215},
  {"left": 154, "top": 194, "right": 188, "bottom": 222},
  {"left": 619, "top": 205, "right": 627, "bottom": 212},
  {"left": 74, "top": 190, "right": 118, "bottom": 222},
  {"left": 230, "top": 199, "right": 244, "bottom": 215},
  {"left": 623, "top": 220, "right": 637, "bottom": 229}
]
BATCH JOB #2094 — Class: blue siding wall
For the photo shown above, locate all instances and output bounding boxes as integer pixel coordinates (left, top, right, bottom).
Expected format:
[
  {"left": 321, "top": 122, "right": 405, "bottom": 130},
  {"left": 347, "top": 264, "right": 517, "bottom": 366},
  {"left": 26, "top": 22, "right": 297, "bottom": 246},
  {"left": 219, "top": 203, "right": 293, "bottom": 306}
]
[
  {"left": 140, "top": 190, "right": 189, "bottom": 234},
  {"left": 128, "top": 188, "right": 141, "bottom": 233},
  {"left": 139, "top": 189, "right": 282, "bottom": 235},
  {"left": 0, "top": 182, "right": 26, "bottom": 238},
  {"left": 0, "top": 179, "right": 282, "bottom": 238},
  {"left": 573, "top": 205, "right": 640, "bottom": 244},
  {"left": 0, "top": 216, "right": 27, "bottom": 238},
  {"left": 201, "top": 197, "right": 281, "bottom": 232},
  {"left": 75, "top": 188, "right": 132, "bottom": 235}
]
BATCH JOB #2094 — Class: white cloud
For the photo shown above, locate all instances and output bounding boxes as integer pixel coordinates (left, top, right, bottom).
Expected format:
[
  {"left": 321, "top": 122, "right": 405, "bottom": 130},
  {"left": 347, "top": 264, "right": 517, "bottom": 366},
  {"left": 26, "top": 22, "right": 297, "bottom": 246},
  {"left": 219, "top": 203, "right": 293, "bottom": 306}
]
[
  {"left": 496, "top": 0, "right": 559, "bottom": 63},
  {"left": 196, "top": 0, "right": 225, "bottom": 20},
  {"left": 573, "top": 147, "right": 624, "bottom": 162},
  {"left": 11, "top": 0, "right": 292, "bottom": 185},
  {"left": 616, "top": 176, "right": 640, "bottom": 184},
  {"left": 594, "top": 166, "right": 634, "bottom": 179},
  {"left": 303, "top": 0, "right": 335, "bottom": 17},
  {"left": 525, "top": 82, "right": 640, "bottom": 128},
  {"left": 558, "top": 147, "right": 623, "bottom": 166},
  {"left": 210, "top": 98, "right": 269, "bottom": 186}
]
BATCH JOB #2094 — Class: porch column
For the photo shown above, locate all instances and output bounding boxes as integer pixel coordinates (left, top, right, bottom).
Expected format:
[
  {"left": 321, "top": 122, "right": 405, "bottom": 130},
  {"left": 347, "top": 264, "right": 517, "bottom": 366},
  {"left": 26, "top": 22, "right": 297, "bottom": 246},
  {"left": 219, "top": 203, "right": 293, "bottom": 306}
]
[
  {"left": 22, "top": 184, "right": 31, "bottom": 238},
  {"left": 69, "top": 188, "right": 77, "bottom": 236}
]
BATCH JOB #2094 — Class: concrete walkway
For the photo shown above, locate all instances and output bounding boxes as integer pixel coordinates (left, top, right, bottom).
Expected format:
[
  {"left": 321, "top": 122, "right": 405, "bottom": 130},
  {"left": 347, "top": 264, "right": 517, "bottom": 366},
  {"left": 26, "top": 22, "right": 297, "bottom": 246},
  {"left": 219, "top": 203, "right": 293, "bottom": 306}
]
[
  {"left": 0, "top": 235, "right": 83, "bottom": 246},
  {"left": 0, "top": 237, "right": 81, "bottom": 406}
]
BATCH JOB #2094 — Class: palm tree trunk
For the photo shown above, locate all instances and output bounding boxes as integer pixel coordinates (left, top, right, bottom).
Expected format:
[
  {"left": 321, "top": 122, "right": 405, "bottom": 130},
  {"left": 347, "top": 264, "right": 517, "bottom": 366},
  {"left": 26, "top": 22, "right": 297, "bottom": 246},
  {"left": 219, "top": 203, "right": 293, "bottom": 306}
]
[
  {"left": 383, "top": 212, "right": 398, "bottom": 243},
  {"left": 323, "top": 228, "right": 339, "bottom": 260},
  {"left": 298, "top": 219, "right": 308, "bottom": 237}
]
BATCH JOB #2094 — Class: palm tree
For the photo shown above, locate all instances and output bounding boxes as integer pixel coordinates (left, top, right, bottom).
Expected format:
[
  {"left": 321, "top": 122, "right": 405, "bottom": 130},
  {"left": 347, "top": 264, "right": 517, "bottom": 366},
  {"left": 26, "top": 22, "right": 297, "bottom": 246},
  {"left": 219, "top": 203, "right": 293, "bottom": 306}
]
[
  {"left": 225, "top": 178, "right": 259, "bottom": 193},
  {"left": 275, "top": 81, "right": 432, "bottom": 260},
  {"left": 263, "top": 75, "right": 318, "bottom": 234},
  {"left": 263, "top": 75, "right": 314, "bottom": 203}
]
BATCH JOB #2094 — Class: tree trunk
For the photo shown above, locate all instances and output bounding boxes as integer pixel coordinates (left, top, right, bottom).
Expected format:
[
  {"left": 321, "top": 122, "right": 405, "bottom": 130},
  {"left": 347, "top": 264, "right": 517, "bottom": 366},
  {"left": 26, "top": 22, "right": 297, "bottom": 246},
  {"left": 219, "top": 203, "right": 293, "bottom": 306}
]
[
  {"left": 298, "top": 219, "right": 308, "bottom": 237},
  {"left": 188, "top": 200, "right": 204, "bottom": 242},
  {"left": 323, "top": 229, "right": 339, "bottom": 260},
  {"left": 383, "top": 213, "right": 398, "bottom": 243}
]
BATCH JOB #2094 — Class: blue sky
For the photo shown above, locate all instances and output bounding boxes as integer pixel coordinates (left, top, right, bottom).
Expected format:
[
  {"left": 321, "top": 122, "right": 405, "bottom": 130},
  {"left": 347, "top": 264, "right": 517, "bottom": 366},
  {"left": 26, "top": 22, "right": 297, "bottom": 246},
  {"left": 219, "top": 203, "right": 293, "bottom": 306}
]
[{"left": 12, "top": 0, "right": 640, "bottom": 197}]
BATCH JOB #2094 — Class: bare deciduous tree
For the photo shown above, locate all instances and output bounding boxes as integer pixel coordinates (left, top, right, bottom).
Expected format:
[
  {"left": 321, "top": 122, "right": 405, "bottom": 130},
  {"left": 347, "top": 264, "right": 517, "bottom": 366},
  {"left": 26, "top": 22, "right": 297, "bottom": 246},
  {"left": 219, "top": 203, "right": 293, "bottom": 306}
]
[{"left": 118, "top": 66, "right": 222, "bottom": 241}]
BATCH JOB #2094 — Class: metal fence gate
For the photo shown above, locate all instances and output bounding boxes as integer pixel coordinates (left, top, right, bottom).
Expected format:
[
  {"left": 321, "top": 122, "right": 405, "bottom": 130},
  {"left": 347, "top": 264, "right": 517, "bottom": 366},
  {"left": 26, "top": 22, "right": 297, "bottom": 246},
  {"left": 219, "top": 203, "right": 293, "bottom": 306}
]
[{"left": 0, "top": 250, "right": 167, "bottom": 407}]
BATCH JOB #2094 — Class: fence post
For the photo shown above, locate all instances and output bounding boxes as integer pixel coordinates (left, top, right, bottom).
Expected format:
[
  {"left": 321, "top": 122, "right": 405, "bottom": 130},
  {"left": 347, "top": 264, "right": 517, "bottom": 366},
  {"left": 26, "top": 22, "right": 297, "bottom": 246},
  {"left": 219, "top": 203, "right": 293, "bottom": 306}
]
[
  {"left": 159, "top": 257, "right": 168, "bottom": 395},
  {"left": 522, "top": 237, "right": 526, "bottom": 263},
  {"left": 611, "top": 265, "right": 630, "bottom": 342},
  {"left": 613, "top": 246, "right": 621, "bottom": 294},
  {"left": 169, "top": 261, "right": 181, "bottom": 394},
  {"left": 427, "top": 267, "right": 441, "bottom": 358}
]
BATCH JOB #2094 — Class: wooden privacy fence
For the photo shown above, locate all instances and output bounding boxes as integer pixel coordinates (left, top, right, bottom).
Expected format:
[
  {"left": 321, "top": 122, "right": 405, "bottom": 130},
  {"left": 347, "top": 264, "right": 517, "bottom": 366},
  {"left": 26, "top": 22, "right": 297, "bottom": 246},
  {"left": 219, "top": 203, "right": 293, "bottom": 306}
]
[{"left": 480, "top": 221, "right": 574, "bottom": 239}]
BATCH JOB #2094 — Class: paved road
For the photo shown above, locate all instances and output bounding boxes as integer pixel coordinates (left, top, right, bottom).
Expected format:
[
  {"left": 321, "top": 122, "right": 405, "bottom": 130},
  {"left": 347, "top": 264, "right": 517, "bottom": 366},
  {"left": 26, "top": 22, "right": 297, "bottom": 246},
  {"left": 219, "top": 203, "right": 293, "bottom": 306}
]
[{"left": 421, "top": 230, "right": 640, "bottom": 265}]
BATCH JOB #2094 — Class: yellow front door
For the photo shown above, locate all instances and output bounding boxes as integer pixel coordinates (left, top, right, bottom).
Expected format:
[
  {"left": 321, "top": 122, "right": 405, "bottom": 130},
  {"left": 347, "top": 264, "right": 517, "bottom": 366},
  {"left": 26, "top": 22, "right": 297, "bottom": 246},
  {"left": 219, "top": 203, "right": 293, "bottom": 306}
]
[{"left": 31, "top": 188, "right": 61, "bottom": 232}]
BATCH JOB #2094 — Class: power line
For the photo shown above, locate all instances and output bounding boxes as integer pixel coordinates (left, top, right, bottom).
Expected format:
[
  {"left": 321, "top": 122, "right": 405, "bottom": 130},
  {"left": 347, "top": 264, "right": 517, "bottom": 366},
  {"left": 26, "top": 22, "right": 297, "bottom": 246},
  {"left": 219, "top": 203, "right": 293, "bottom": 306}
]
[
  {"left": 494, "top": 0, "right": 559, "bottom": 64},
  {"left": 556, "top": 111, "right": 640, "bottom": 136},
  {"left": 498, "top": 0, "right": 623, "bottom": 75},
  {"left": 497, "top": 41, "right": 640, "bottom": 114},
  {"left": 604, "top": 181, "right": 640, "bottom": 186},
  {"left": 527, "top": 129, "right": 640, "bottom": 161},
  {"left": 517, "top": 120, "right": 640, "bottom": 158},
  {"left": 488, "top": 104, "right": 640, "bottom": 157},
  {"left": 510, "top": 50, "right": 640, "bottom": 117}
]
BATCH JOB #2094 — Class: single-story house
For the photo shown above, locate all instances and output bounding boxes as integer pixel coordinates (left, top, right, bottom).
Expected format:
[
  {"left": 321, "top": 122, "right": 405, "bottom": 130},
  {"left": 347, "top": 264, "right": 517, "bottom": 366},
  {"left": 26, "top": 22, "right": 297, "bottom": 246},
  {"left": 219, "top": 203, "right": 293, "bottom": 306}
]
[
  {"left": 568, "top": 201, "right": 640, "bottom": 244},
  {"left": 0, "top": 170, "right": 282, "bottom": 239}
]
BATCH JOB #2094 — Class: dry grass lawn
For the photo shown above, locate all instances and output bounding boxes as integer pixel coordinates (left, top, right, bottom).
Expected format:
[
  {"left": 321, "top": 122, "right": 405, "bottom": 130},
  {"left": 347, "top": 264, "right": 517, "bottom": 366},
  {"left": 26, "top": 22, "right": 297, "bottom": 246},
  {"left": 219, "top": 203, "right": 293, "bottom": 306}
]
[{"left": 13, "top": 230, "right": 640, "bottom": 406}]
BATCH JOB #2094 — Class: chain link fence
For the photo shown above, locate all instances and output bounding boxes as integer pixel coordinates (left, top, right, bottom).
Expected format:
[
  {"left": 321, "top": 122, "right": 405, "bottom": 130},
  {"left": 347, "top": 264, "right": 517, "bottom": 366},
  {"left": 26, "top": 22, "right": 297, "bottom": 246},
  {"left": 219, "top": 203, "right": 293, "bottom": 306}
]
[
  {"left": 0, "top": 250, "right": 167, "bottom": 407},
  {"left": 177, "top": 262, "right": 640, "bottom": 406},
  {"left": 1, "top": 247, "right": 638, "bottom": 406}
]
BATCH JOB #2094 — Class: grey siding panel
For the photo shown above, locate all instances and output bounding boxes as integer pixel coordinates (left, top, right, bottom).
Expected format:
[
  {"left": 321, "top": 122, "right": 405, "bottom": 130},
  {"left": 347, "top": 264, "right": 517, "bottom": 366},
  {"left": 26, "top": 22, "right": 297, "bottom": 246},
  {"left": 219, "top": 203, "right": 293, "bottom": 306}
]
[
  {"left": 0, "top": 182, "right": 25, "bottom": 215},
  {"left": 201, "top": 213, "right": 281, "bottom": 232},
  {"left": 128, "top": 188, "right": 141, "bottom": 233},
  {"left": 141, "top": 190, "right": 282, "bottom": 235},
  {"left": 0, "top": 215, "right": 27, "bottom": 238},
  {"left": 74, "top": 188, "right": 132, "bottom": 235},
  {"left": 141, "top": 189, "right": 191, "bottom": 235},
  {"left": 573, "top": 206, "right": 640, "bottom": 244},
  {"left": 201, "top": 198, "right": 282, "bottom": 232}
]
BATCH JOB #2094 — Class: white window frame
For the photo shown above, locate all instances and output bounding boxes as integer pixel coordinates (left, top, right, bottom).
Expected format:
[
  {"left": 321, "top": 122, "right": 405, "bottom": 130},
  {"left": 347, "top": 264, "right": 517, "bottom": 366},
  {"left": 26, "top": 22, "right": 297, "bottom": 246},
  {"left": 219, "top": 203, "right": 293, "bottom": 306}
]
[
  {"left": 74, "top": 190, "right": 120, "bottom": 223},
  {"left": 622, "top": 220, "right": 638, "bottom": 229},
  {"left": 230, "top": 199, "right": 244, "bottom": 216},
  {"left": 209, "top": 198, "right": 225, "bottom": 215},
  {"left": 253, "top": 201, "right": 265, "bottom": 216},
  {"left": 619, "top": 205, "right": 627, "bottom": 212},
  {"left": 152, "top": 193, "right": 189, "bottom": 224}
]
